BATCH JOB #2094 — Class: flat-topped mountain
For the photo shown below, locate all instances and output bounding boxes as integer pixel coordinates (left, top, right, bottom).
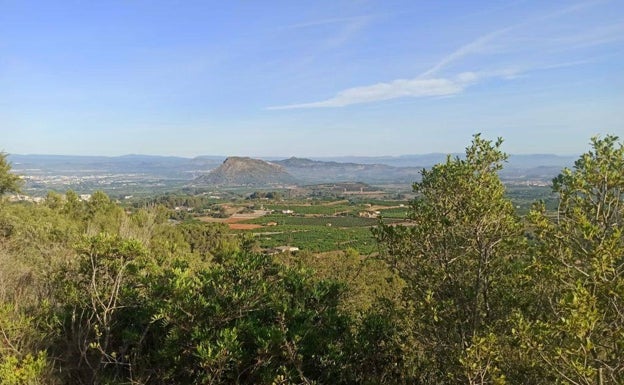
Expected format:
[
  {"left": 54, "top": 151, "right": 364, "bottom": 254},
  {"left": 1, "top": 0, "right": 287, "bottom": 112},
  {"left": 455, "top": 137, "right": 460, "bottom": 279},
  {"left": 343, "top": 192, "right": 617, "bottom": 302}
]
[{"left": 194, "top": 157, "right": 297, "bottom": 186}]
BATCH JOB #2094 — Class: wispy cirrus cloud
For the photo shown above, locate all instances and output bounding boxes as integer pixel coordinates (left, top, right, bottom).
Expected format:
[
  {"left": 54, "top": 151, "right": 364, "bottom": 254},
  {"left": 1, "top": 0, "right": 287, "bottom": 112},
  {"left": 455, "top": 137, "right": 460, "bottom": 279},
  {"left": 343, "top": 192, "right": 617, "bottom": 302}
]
[
  {"left": 546, "top": 22, "right": 624, "bottom": 49},
  {"left": 267, "top": 73, "right": 477, "bottom": 110},
  {"left": 267, "top": 23, "right": 509, "bottom": 110},
  {"left": 278, "top": 14, "right": 373, "bottom": 51},
  {"left": 273, "top": 14, "right": 373, "bottom": 69},
  {"left": 418, "top": 26, "right": 513, "bottom": 78},
  {"left": 268, "top": 0, "right": 619, "bottom": 110}
]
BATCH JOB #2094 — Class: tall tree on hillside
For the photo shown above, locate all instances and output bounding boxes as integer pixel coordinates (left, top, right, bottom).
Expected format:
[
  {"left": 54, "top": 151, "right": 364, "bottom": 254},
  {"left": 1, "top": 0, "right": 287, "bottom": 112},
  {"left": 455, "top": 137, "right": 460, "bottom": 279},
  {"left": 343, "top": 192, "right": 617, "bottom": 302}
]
[
  {"left": 0, "top": 153, "right": 22, "bottom": 196},
  {"left": 520, "top": 135, "right": 624, "bottom": 385},
  {"left": 373, "top": 134, "right": 524, "bottom": 384}
]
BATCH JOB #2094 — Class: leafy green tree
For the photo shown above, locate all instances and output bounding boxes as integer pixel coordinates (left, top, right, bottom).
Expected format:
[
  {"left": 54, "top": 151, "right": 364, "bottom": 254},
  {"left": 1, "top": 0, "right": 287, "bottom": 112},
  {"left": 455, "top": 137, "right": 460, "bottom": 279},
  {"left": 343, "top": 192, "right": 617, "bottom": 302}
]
[
  {"left": 148, "top": 224, "right": 193, "bottom": 264},
  {"left": 520, "top": 135, "right": 624, "bottom": 385},
  {"left": 278, "top": 248, "right": 404, "bottom": 315},
  {"left": 62, "top": 190, "right": 84, "bottom": 220},
  {"left": 43, "top": 191, "right": 63, "bottom": 211},
  {"left": 344, "top": 298, "right": 420, "bottom": 385},
  {"left": 119, "top": 205, "right": 168, "bottom": 245},
  {"left": 373, "top": 134, "right": 524, "bottom": 384},
  {"left": 53, "top": 234, "right": 151, "bottom": 384},
  {"left": 178, "top": 222, "right": 240, "bottom": 261},
  {"left": 149, "top": 253, "right": 349, "bottom": 385},
  {"left": 85, "top": 191, "right": 124, "bottom": 235},
  {"left": 0, "top": 153, "right": 22, "bottom": 197}
]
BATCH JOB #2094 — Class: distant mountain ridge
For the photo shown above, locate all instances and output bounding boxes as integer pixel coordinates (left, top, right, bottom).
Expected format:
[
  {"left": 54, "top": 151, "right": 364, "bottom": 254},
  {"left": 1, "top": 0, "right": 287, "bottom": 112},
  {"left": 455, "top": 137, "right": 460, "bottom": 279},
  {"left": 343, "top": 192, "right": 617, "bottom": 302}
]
[
  {"left": 309, "top": 153, "right": 577, "bottom": 168},
  {"left": 273, "top": 157, "right": 422, "bottom": 184},
  {"left": 8, "top": 153, "right": 576, "bottom": 188}
]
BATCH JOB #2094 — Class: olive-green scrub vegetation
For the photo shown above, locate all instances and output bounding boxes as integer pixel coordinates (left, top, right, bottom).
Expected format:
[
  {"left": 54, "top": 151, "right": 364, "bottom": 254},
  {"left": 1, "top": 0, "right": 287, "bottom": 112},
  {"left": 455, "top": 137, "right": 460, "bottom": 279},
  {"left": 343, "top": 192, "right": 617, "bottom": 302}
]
[{"left": 0, "top": 135, "right": 622, "bottom": 384}]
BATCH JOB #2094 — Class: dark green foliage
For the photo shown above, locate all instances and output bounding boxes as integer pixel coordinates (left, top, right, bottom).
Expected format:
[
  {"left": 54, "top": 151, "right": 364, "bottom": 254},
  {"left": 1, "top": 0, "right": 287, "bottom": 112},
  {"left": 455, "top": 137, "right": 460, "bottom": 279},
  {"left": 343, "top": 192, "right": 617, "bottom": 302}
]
[
  {"left": 1, "top": 134, "right": 623, "bottom": 385},
  {"left": 519, "top": 135, "right": 624, "bottom": 385},
  {"left": 51, "top": 234, "right": 151, "bottom": 384},
  {"left": 0, "top": 153, "right": 22, "bottom": 197},
  {"left": 373, "top": 134, "right": 527, "bottom": 384},
  {"left": 178, "top": 222, "right": 240, "bottom": 261},
  {"left": 277, "top": 248, "right": 404, "bottom": 315},
  {"left": 149, "top": 253, "right": 349, "bottom": 384},
  {"left": 247, "top": 191, "right": 283, "bottom": 200},
  {"left": 344, "top": 299, "right": 420, "bottom": 385}
]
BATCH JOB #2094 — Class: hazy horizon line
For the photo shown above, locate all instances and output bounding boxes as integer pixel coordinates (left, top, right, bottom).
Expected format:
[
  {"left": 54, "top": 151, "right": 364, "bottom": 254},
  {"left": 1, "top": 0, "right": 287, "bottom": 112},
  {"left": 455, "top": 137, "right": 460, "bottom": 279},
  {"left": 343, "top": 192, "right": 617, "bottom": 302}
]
[{"left": 6, "top": 152, "right": 581, "bottom": 159}]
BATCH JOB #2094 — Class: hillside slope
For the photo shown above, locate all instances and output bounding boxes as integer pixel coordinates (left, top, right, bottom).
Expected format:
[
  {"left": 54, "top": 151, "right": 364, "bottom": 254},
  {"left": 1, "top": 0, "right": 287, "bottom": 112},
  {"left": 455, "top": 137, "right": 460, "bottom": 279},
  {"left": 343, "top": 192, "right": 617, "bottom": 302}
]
[
  {"left": 274, "top": 157, "right": 422, "bottom": 183},
  {"left": 194, "top": 157, "right": 297, "bottom": 186}
]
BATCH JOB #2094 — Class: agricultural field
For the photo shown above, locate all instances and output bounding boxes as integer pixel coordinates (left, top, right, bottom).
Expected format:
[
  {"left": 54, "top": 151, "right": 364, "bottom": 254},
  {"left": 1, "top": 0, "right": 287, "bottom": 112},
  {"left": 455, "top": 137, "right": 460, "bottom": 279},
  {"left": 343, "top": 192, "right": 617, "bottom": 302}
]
[
  {"left": 249, "top": 225, "right": 379, "bottom": 254},
  {"left": 135, "top": 184, "right": 558, "bottom": 255},
  {"left": 220, "top": 199, "right": 407, "bottom": 254},
  {"left": 262, "top": 202, "right": 361, "bottom": 216},
  {"left": 505, "top": 185, "right": 558, "bottom": 214},
  {"left": 131, "top": 186, "right": 556, "bottom": 255},
  {"left": 376, "top": 206, "right": 410, "bottom": 219},
  {"left": 246, "top": 214, "right": 380, "bottom": 227}
]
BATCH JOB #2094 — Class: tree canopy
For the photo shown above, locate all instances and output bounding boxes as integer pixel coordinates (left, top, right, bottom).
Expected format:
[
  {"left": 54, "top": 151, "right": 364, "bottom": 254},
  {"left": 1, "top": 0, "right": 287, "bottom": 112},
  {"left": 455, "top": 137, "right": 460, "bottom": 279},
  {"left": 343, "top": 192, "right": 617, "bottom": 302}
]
[
  {"left": 0, "top": 153, "right": 22, "bottom": 196},
  {"left": 0, "top": 135, "right": 622, "bottom": 384}
]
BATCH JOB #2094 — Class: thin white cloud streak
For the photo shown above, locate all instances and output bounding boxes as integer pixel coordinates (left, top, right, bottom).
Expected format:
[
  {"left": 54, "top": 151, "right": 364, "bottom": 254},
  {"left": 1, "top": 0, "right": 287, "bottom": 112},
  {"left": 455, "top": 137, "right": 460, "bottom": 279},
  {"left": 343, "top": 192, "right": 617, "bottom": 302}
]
[
  {"left": 268, "top": 0, "right": 615, "bottom": 110},
  {"left": 475, "top": 58, "right": 597, "bottom": 80},
  {"left": 275, "top": 15, "right": 372, "bottom": 69},
  {"left": 418, "top": 26, "right": 513, "bottom": 78},
  {"left": 550, "top": 22, "right": 624, "bottom": 48},
  {"left": 266, "top": 54, "right": 598, "bottom": 110},
  {"left": 276, "top": 14, "right": 373, "bottom": 50},
  {"left": 417, "top": 0, "right": 609, "bottom": 78},
  {"left": 267, "top": 73, "right": 478, "bottom": 110},
  {"left": 267, "top": 20, "right": 512, "bottom": 110}
]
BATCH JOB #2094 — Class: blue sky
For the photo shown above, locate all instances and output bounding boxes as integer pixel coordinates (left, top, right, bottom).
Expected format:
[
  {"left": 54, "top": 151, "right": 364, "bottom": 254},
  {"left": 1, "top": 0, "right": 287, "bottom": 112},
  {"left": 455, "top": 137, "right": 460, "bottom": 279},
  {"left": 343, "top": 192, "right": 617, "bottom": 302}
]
[{"left": 1, "top": 0, "right": 622, "bottom": 157}]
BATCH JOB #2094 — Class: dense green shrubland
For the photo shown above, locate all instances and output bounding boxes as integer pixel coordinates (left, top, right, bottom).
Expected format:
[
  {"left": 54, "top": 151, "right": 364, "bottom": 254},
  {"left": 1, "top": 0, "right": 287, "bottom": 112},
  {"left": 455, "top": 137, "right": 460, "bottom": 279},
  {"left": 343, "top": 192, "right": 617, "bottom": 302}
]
[{"left": 0, "top": 135, "right": 622, "bottom": 384}]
